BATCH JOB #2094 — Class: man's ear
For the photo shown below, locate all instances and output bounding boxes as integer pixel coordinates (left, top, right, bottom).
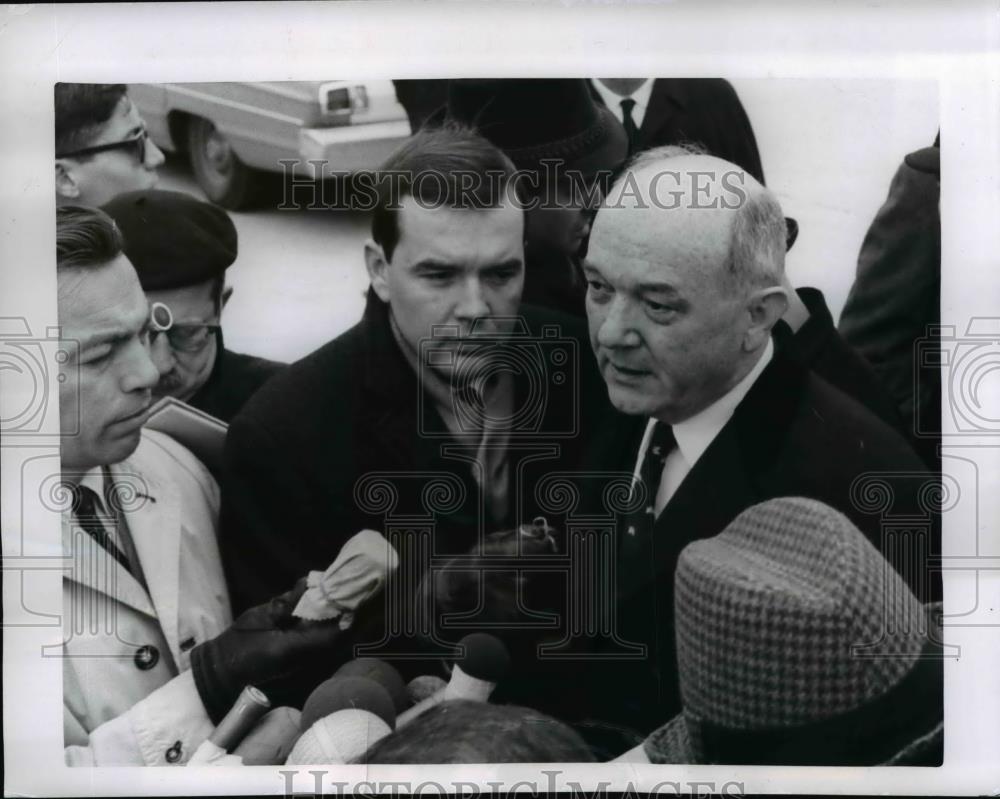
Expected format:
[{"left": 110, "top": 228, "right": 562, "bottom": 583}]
[
  {"left": 55, "top": 160, "right": 81, "bottom": 200},
  {"left": 364, "top": 239, "right": 391, "bottom": 303},
  {"left": 743, "top": 285, "right": 789, "bottom": 352}
]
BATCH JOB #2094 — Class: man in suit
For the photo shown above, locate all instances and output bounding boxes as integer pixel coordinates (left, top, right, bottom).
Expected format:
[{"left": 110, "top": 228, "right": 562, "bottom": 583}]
[
  {"left": 55, "top": 83, "right": 166, "bottom": 207},
  {"left": 590, "top": 78, "right": 765, "bottom": 184},
  {"left": 577, "top": 148, "right": 940, "bottom": 736},
  {"left": 219, "top": 125, "right": 611, "bottom": 656},
  {"left": 102, "top": 189, "right": 284, "bottom": 422},
  {"left": 55, "top": 207, "right": 355, "bottom": 765}
]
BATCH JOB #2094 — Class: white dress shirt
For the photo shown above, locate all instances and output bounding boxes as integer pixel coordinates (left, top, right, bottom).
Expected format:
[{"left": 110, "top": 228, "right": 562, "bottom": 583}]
[
  {"left": 590, "top": 78, "right": 655, "bottom": 131},
  {"left": 631, "top": 339, "right": 774, "bottom": 518}
]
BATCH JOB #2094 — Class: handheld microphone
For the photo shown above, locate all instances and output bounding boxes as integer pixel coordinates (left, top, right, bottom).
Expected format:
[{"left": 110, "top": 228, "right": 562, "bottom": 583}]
[
  {"left": 407, "top": 674, "right": 447, "bottom": 705},
  {"left": 285, "top": 709, "right": 391, "bottom": 765},
  {"left": 300, "top": 675, "right": 396, "bottom": 732},
  {"left": 333, "top": 658, "right": 408, "bottom": 713},
  {"left": 232, "top": 706, "right": 302, "bottom": 765},
  {"left": 396, "top": 633, "right": 510, "bottom": 728}
]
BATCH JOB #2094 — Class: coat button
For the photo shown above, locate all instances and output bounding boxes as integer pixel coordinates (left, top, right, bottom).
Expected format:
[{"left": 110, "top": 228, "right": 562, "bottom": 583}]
[
  {"left": 165, "top": 740, "right": 182, "bottom": 763},
  {"left": 134, "top": 645, "right": 160, "bottom": 670}
]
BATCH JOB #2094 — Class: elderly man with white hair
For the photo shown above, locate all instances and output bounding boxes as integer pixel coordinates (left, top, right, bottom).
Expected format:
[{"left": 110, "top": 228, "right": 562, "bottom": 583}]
[{"left": 575, "top": 146, "right": 939, "bottom": 739}]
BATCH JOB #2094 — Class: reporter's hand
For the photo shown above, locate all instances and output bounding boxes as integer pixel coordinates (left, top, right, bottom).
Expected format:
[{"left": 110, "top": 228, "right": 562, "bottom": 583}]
[{"left": 190, "top": 579, "right": 346, "bottom": 723}]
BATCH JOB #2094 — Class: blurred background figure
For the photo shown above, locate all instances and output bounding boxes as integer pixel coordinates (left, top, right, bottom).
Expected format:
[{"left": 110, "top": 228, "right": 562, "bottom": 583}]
[
  {"left": 359, "top": 700, "right": 596, "bottom": 763},
  {"left": 443, "top": 79, "right": 629, "bottom": 317},
  {"left": 102, "top": 189, "right": 285, "bottom": 422},
  {"left": 628, "top": 498, "right": 943, "bottom": 767},
  {"left": 839, "top": 135, "right": 942, "bottom": 470},
  {"left": 55, "top": 83, "right": 166, "bottom": 207},
  {"left": 590, "top": 78, "right": 765, "bottom": 183}
]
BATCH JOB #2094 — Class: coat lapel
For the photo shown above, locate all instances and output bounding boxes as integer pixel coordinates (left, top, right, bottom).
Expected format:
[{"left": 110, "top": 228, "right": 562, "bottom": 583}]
[
  {"left": 638, "top": 79, "right": 685, "bottom": 144},
  {"left": 61, "top": 513, "right": 157, "bottom": 618},
  {"left": 112, "top": 456, "right": 182, "bottom": 664}
]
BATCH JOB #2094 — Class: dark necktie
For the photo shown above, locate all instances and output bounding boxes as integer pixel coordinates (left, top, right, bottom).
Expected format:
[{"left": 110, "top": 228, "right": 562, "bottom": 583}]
[
  {"left": 74, "top": 485, "right": 133, "bottom": 574},
  {"left": 620, "top": 97, "right": 639, "bottom": 155},
  {"left": 619, "top": 422, "right": 677, "bottom": 634}
]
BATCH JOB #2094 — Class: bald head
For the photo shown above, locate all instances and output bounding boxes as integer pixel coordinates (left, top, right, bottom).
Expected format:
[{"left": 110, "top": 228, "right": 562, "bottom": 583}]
[
  {"left": 583, "top": 150, "right": 789, "bottom": 424},
  {"left": 595, "top": 152, "right": 784, "bottom": 296}
]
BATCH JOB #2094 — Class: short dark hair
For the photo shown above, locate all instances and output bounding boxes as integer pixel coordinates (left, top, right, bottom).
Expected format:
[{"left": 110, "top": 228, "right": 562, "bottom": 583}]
[
  {"left": 371, "top": 123, "right": 522, "bottom": 262},
  {"left": 358, "top": 699, "right": 596, "bottom": 763},
  {"left": 57, "top": 206, "right": 124, "bottom": 271},
  {"left": 54, "top": 83, "right": 128, "bottom": 157}
]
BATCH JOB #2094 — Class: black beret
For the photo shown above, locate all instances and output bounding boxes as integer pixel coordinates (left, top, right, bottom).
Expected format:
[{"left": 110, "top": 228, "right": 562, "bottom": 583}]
[{"left": 101, "top": 189, "right": 238, "bottom": 291}]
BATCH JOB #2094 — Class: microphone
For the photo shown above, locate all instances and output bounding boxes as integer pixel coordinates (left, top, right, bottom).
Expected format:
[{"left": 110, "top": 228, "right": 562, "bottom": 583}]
[
  {"left": 232, "top": 706, "right": 302, "bottom": 765},
  {"left": 300, "top": 675, "right": 397, "bottom": 732},
  {"left": 333, "top": 658, "right": 408, "bottom": 713},
  {"left": 396, "top": 633, "right": 510, "bottom": 728},
  {"left": 187, "top": 685, "right": 271, "bottom": 765},
  {"left": 407, "top": 674, "right": 447, "bottom": 705},
  {"left": 285, "top": 709, "right": 391, "bottom": 765}
]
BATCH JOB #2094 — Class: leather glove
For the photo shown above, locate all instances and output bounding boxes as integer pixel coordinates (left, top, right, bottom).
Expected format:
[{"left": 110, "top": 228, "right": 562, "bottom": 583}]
[{"left": 190, "top": 578, "right": 347, "bottom": 724}]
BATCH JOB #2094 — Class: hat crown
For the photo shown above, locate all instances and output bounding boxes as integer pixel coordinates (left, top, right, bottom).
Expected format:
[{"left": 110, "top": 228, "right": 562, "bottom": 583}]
[{"left": 674, "top": 497, "right": 925, "bottom": 730}]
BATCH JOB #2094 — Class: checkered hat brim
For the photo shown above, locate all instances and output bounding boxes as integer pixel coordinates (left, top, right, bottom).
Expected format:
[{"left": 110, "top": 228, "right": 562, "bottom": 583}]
[{"left": 673, "top": 497, "right": 926, "bottom": 730}]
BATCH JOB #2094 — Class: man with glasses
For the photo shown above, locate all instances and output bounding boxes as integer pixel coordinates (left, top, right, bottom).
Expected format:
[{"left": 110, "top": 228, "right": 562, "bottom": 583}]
[
  {"left": 55, "top": 83, "right": 166, "bottom": 207},
  {"left": 56, "top": 206, "right": 358, "bottom": 766},
  {"left": 102, "top": 189, "right": 284, "bottom": 422}
]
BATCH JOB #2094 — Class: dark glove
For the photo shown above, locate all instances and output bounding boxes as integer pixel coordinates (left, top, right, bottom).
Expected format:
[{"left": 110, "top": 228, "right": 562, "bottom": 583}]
[{"left": 190, "top": 578, "right": 347, "bottom": 724}]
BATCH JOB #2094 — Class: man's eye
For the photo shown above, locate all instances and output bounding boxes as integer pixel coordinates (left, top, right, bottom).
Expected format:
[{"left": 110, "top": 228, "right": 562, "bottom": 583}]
[
  {"left": 644, "top": 299, "right": 677, "bottom": 318},
  {"left": 423, "top": 272, "right": 453, "bottom": 283},
  {"left": 587, "top": 279, "right": 611, "bottom": 296},
  {"left": 485, "top": 269, "right": 518, "bottom": 284},
  {"left": 84, "top": 349, "right": 111, "bottom": 365}
]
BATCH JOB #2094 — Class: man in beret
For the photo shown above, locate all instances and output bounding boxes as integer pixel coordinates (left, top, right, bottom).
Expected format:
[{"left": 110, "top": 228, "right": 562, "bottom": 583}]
[
  {"left": 55, "top": 83, "right": 166, "bottom": 207},
  {"left": 101, "top": 189, "right": 284, "bottom": 422}
]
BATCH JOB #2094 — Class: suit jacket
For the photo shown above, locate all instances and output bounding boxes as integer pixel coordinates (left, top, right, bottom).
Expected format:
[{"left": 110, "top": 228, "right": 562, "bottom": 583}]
[
  {"left": 187, "top": 342, "right": 285, "bottom": 424},
  {"left": 219, "top": 291, "right": 612, "bottom": 630},
  {"left": 62, "top": 430, "right": 232, "bottom": 765},
  {"left": 576, "top": 341, "right": 940, "bottom": 735},
  {"left": 839, "top": 142, "right": 941, "bottom": 469},
  {"left": 592, "top": 78, "right": 765, "bottom": 184}
]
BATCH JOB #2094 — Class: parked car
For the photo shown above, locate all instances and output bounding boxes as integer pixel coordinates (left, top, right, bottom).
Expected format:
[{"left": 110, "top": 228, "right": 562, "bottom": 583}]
[{"left": 129, "top": 81, "right": 413, "bottom": 208}]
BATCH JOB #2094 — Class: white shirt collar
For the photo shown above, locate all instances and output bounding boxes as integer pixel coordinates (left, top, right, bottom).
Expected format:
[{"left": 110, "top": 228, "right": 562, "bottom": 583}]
[
  {"left": 671, "top": 338, "right": 774, "bottom": 470},
  {"left": 591, "top": 78, "right": 654, "bottom": 114}
]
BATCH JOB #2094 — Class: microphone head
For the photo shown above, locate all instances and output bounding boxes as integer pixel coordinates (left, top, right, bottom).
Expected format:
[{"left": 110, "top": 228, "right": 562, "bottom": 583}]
[
  {"left": 286, "top": 708, "right": 391, "bottom": 765},
  {"left": 407, "top": 674, "right": 447, "bottom": 705},
  {"left": 232, "top": 706, "right": 301, "bottom": 766},
  {"left": 334, "top": 658, "right": 408, "bottom": 713},
  {"left": 301, "top": 676, "right": 396, "bottom": 731},
  {"left": 456, "top": 633, "right": 510, "bottom": 683}
]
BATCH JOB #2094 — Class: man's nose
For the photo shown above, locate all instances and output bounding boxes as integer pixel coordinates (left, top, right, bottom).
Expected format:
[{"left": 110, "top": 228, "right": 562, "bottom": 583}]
[
  {"left": 147, "top": 332, "right": 176, "bottom": 376},
  {"left": 454, "top": 278, "right": 491, "bottom": 323},
  {"left": 121, "top": 339, "right": 161, "bottom": 393},
  {"left": 595, "top": 295, "right": 638, "bottom": 349},
  {"left": 146, "top": 137, "right": 166, "bottom": 169}
]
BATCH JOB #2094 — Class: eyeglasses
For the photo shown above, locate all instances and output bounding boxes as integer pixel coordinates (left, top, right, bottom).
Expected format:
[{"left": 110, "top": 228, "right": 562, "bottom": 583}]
[
  {"left": 149, "top": 301, "right": 221, "bottom": 354},
  {"left": 56, "top": 128, "right": 149, "bottom": 163}
]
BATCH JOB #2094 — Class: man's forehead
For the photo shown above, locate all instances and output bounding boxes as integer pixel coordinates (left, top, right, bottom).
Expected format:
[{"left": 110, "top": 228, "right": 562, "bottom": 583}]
[
  {"left": 395, "top": 196, "right": 524, "bottom": 259},
  {"left": 58, "top": 258, "right": 148, "bottom": 339}
]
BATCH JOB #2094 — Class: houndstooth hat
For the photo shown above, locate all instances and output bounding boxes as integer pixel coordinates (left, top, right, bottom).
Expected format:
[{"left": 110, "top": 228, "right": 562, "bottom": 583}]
[{"left": 643, "top": 497, "right": 944, "bottom": 766}]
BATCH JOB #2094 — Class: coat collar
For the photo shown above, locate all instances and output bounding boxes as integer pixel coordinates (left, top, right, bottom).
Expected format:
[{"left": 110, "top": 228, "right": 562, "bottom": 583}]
[{"left": 61, "top": 433, "right": 184, "bottom": 658}]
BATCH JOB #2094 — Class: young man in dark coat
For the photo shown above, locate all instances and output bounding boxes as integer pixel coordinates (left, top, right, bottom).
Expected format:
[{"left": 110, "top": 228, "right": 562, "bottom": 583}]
[
  {"left": 102, "top": 189, "right": 284, "bottom": 422},
  {"left": 574, "top": 148, "right": 941, "bottom": 737},
  {"left": 219, "top": 126, "right": 612, "bottom": 648}
]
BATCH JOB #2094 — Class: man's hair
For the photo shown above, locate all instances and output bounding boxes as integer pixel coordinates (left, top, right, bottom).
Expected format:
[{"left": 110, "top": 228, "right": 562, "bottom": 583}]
[
  {"left": 56, "top": 206, "right": 124, "bottom": 271},
  {"left": 620, "top": 142, "right": 786, "bottom": 293},
  {"left": 371, "top": 123, "right": 522, "bottom": 262},
  {"left": 358, "top": 699, "right": 596, "bottom": 763},
  {"left": 54, "top": 83, "right": 128, "bottom": 157}
]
